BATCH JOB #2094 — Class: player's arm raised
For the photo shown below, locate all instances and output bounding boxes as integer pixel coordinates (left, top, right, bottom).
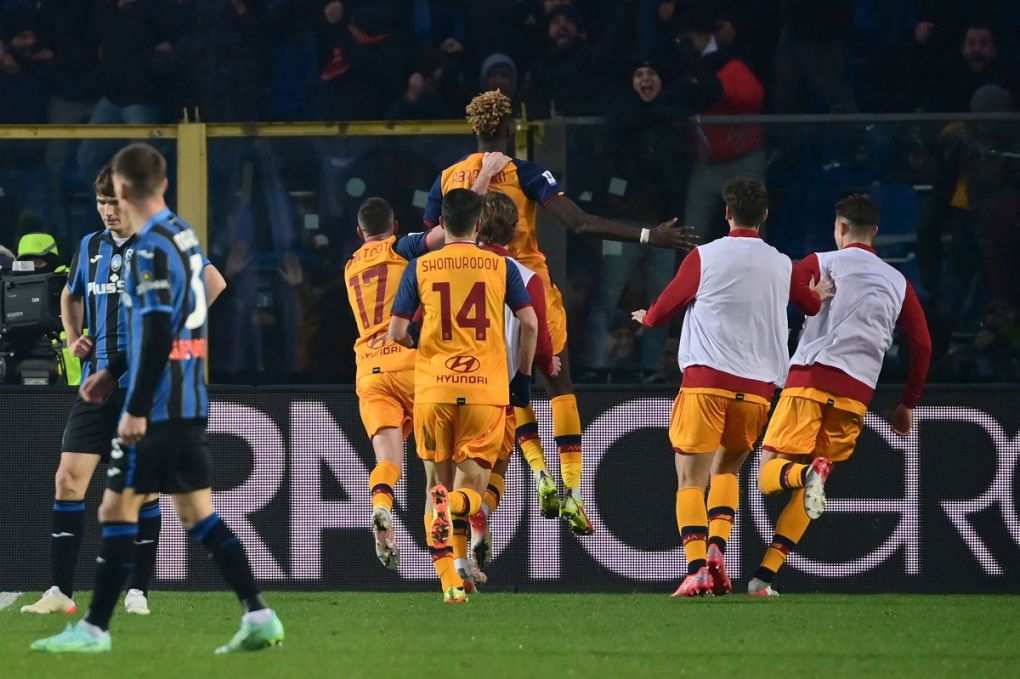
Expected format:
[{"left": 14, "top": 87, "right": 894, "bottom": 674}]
[
  {"left": 889, "top": 282, "right": 933, "bottom": 437},
  {"left": 387, "top": 259, "right": 421, "bottom": 348},
  {"left": 544, "top": 193, "right": 696, "bottom": 250}
]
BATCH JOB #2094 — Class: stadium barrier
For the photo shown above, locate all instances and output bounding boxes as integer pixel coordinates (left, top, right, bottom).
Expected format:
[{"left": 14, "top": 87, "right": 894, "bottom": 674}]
[{"left": 2, "top": 385, "right": 1018, "bottom": 594}]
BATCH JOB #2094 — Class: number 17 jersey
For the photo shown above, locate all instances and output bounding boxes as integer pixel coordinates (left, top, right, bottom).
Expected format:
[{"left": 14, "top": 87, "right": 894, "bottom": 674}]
[
  {"left": 122, "top": 208, "right": 208, "bottom": 423},
  {"left": 392, "top": 242, "right": 532, "bottom": 406},
  {"left": 345, "top": 233, "right": 428, "bottom": 380}
]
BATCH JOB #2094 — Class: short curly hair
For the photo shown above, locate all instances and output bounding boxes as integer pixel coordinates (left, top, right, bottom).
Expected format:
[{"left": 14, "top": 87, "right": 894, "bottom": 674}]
[
  {"left": 479, "top": 192, "right": 518, "bottom": 246},
  {"left": 466, "top": 90, "right": 512, "bottom": 141}
]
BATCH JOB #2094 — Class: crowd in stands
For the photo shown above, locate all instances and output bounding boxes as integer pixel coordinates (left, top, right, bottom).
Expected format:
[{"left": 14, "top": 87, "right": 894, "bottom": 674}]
[
  {"left": 0, "top": 0, "right": 1017, "bottom": 125},
  {"left": 0, "top": 0, "right": 1019, "bottom": 387}
]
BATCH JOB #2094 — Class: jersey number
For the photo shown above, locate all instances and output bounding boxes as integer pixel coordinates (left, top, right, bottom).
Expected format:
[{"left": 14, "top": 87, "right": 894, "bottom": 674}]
[
  {"left": 432, "top": 282, "right": 490, "bottom": 341},
  {"left": 184, "top": 254, "right": 207, "bottom": 330},
  {"left": 349, "top": 264, "right": 389, "bottom": 328}
]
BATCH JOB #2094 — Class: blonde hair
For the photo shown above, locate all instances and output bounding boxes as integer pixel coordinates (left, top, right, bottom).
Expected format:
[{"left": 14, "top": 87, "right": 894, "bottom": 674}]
[{"left": 466, "top": 90, "right": 512, "bottom": 140}]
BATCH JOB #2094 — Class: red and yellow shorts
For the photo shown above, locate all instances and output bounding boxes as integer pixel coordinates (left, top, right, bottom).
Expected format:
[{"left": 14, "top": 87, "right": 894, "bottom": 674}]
[
  {"left": 413, "top": 402, "right": 506, "bottom": 468},
  {"left": 356, "top": 369, "right": 415, "bottom": 439},
  {"left": 762, "top": 387, "right": 866, "bottom": 462},
  {"left": 670, "top": 388, "right": 770, "bottom": 454}
]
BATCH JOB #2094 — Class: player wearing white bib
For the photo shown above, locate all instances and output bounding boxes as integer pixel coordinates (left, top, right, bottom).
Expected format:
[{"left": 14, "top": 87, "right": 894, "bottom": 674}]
[
  {"left": 634, "top": 178, "right": 831, "bottom": 597},
  {"left": 748, "top": 194, "right": 932, "bottom": 596},
  {"left": 469, "top": 192, "right": 560, "bottom": 583}
]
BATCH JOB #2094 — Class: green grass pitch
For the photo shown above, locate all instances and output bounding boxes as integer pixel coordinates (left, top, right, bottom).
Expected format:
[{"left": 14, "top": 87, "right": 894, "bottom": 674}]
[{"left": 4, "top": 592, "right": 1018, "bottom": 677}]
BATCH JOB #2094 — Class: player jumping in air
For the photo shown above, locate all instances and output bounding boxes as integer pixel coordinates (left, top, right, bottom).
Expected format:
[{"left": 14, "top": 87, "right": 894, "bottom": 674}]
[
  {"left": 425, "top": 90, "right": 696, "bottom": 534},
  {"left": 32, "top": 144, "right": 283, "bottom": 654},
  {"left": 344, "top": 197, "right": 444, "bottom": 569},
  {"left": 633, "top": 178, "right": 832, "bottom": 596},
  {"left": 470, "top": 191, "right": 561, "bottom": 577},
  {"left": 389, "top": 188, "right": 537, "bottom": 602},
  {"left": 22, "top": 166, "right": 225, "bottom": 617},
  {"left": 748, "top": 194, "right": 932, "bottom": 596}
]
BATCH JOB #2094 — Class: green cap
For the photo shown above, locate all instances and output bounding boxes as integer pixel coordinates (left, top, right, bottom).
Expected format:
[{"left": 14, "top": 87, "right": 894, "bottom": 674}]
[{"left": 17, "top": 233, "right": 59, "bottom": 259}]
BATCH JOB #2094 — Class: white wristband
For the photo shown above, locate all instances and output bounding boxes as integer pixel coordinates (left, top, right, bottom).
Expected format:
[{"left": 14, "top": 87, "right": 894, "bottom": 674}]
[{"left": 639, "top": 228, "right": 651, "bottom": 245}]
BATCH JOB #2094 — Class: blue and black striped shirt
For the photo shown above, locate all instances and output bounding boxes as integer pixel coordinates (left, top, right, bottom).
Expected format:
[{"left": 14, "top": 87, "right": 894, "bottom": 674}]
[
  {"left": 67, "top": 230, "right": 137, "bottom": 386},
  {"left": 122, "top": 209, "right": 208, "bottom": 423}
]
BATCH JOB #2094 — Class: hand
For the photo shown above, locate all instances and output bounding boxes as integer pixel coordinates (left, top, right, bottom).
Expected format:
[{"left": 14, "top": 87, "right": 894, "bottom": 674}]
[
  {"left": 889, "top": 404, "right": 912, "bottom": 437},
  {"left": 648, "top": 219, "right": 699, "bottom": 251},
  {"left": 480, "top": 151, "right": 511, "bottom": 176},
  {"left": 279, "top": 251, "right": 303, "bottom": 286},
  {"left": 80, "top": 369, "right": 116, "bottom": 404},
  {"left": 544, "top": 356, "right": 562, "bottom": 378},
  {"left": 155, "top": 41, "right": 173, "bottom": 53},
  {"left": 324, "top": 1, "right": 344, "bottom": 24},
  {"left": 225, "top": 241, "right": 251, "bottom": 277},
  {"left": 915, "top": 21, "right": 934, "bottom": 45},
  {"left": 70, "top": 336, "right": 95, "bottom": 359},
  {"left": 631, "top": 309, "right": 647, "bottom": 325},
  {"left": 439, "top": 37, "right": 464, "bottom": 54},
  {"left": 809, "top": 274, "right": 835, "bottom": 301},
  {"left": 509, "top": 371, "right": 532, "bottom": 407},
  {"left": 715, "top": 20, "right": 736, "bottom": 47},
  {"left": 117, "top": 413, "right": 147, "bottom": 445},
  {"left": 405, "top": 72, "right": 425, "bottom": 102},
  {"left": 30, "top": 48, "right": 54, "bottom": 62}
]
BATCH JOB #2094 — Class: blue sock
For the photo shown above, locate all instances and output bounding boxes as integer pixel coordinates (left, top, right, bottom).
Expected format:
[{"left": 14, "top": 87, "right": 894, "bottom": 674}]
[
  {"left": 189, "top": 513, "right": 265, "bottom": 612},
  {"left": 84, "top": 522, "right": 137, "bottom": 631},
  {"left": 130, "top": 499, "right": 161, "bottom": 596}
]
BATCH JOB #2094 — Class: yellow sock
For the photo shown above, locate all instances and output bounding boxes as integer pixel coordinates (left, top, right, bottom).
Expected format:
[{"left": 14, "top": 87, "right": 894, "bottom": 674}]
[
  {"left": 707, "top": 473, "right": 739, "bottom": 552},
  {"left": 449, "top": 488, "right": 482, "bottom": 517},
  {"left": 483, "top": 473, "right": 506, "bottom": 514},
  {"left": 551, "top": 394, "right": 582, "bottom": 490},
  {"left": 515, "top": 405, "right": 547, "bottom": 473},
  {"left": 759, "top": 457, "right": 809, "bottom": 495},
  {"left": 426, "top": 513, "right": 462, "bottom": 590},
  {"left": 676, "top": 487, "right": 708, "bottom": 575},
  {"left": 757, "top": 489, "right": 811, "bottom": 580},
  {"left": 369, "top": 461, "right": 401, "bottom": 512},
  {"left": 452, "top": 519, "right": 469, "bottom": 561}
]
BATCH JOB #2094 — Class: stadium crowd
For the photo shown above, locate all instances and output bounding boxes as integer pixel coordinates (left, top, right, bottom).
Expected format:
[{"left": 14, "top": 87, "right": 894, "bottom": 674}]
[{"left": 0, "top": 1, "right": 1018, "bottom": 388}]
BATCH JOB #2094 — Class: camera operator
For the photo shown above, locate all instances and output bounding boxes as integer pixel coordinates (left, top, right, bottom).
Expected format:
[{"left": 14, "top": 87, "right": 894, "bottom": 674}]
[
  {"left": 1, "top": 232, "right": 74, "bottom": 384},
  {"left": 673, "top": 8, "right": 766, "bottom": 241}
]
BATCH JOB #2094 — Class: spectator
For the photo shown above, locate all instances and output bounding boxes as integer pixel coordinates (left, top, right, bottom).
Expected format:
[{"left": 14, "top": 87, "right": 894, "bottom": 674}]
[
  {"left": 386, "top": 52, "right": 451, "bottom": 120},
  {"left": 478, "top": 52, "right": 522, "bottom": 113},
  {"left": 925, "top": 23, "right": 1017, "bottom": 112},
  {"left": 674, "top": 9, "right": 765, "bottom": 241},
  {"left": 583, "top": 56, "right": 686, "bottom": 382},
  {"left": 76, "top": 0, "right": 175, "bottom": 180},
  {"left": 0, "top": 10, "right": 52, "bottom": 124},
  {"left": 706, "top": 0, "right": 781, "bottom": 86},
  {"left": 36, "top": 0, "right": 100, "bottom": 239},
  {"left": 317, "top": 2, "right": 408, "bottom": 120},
  {"left": 771, "top": 0, "right": 857, "bottom": 113},
  {"left": 526, "top": 6, "right": 608, "bottom": 117},
  {"left": 152, "top": 0, "right": 266, "bottom": 122}
]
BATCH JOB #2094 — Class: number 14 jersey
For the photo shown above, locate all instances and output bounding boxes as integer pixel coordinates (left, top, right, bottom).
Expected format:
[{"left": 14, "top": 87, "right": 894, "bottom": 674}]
[{"left": 392, "top": 242, "right": 532, "bottom": 406}]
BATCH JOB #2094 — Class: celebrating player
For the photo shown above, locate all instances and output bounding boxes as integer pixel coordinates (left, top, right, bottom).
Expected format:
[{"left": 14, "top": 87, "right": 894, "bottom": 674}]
[
  {"left": 747, "top": 194, "right": 932, "bottom": 596},
  {"left": 633, "top": 178, "right": 832, "bottom": 597},
  {"left": 22, "top": 166, "right": 225, "bottom": 617},
  {"left": 344, "top": 197, "right": 444, "bottom": 569},
  {"left": 389, "top": 188, "right": 537, "bottom": 602},
  {"left": 32, "top": 144, "right": 283, "bottom": 654},
  {"left": 470, "top": 191, "right": 561, "bottom": 574},
  {"left": 424, "top": 90, "right": 696, "bottom": 535}
]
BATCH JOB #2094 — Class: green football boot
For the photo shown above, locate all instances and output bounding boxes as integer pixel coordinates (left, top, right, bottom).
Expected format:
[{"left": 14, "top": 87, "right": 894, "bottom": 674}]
[
  {"left": 31, "top": 622, "right": 111, "bottom": 654},
  {"left": 214, "top": 611, "right": 285, "bottom": 654}
]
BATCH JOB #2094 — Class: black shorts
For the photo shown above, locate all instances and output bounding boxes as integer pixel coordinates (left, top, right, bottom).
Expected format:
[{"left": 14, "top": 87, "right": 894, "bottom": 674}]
[
  {"left": 61, "top": 390, "right": 126, "bottom": 459},
  {"left": 107, "top": 419, "right": 212, "bottom": 495}
]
